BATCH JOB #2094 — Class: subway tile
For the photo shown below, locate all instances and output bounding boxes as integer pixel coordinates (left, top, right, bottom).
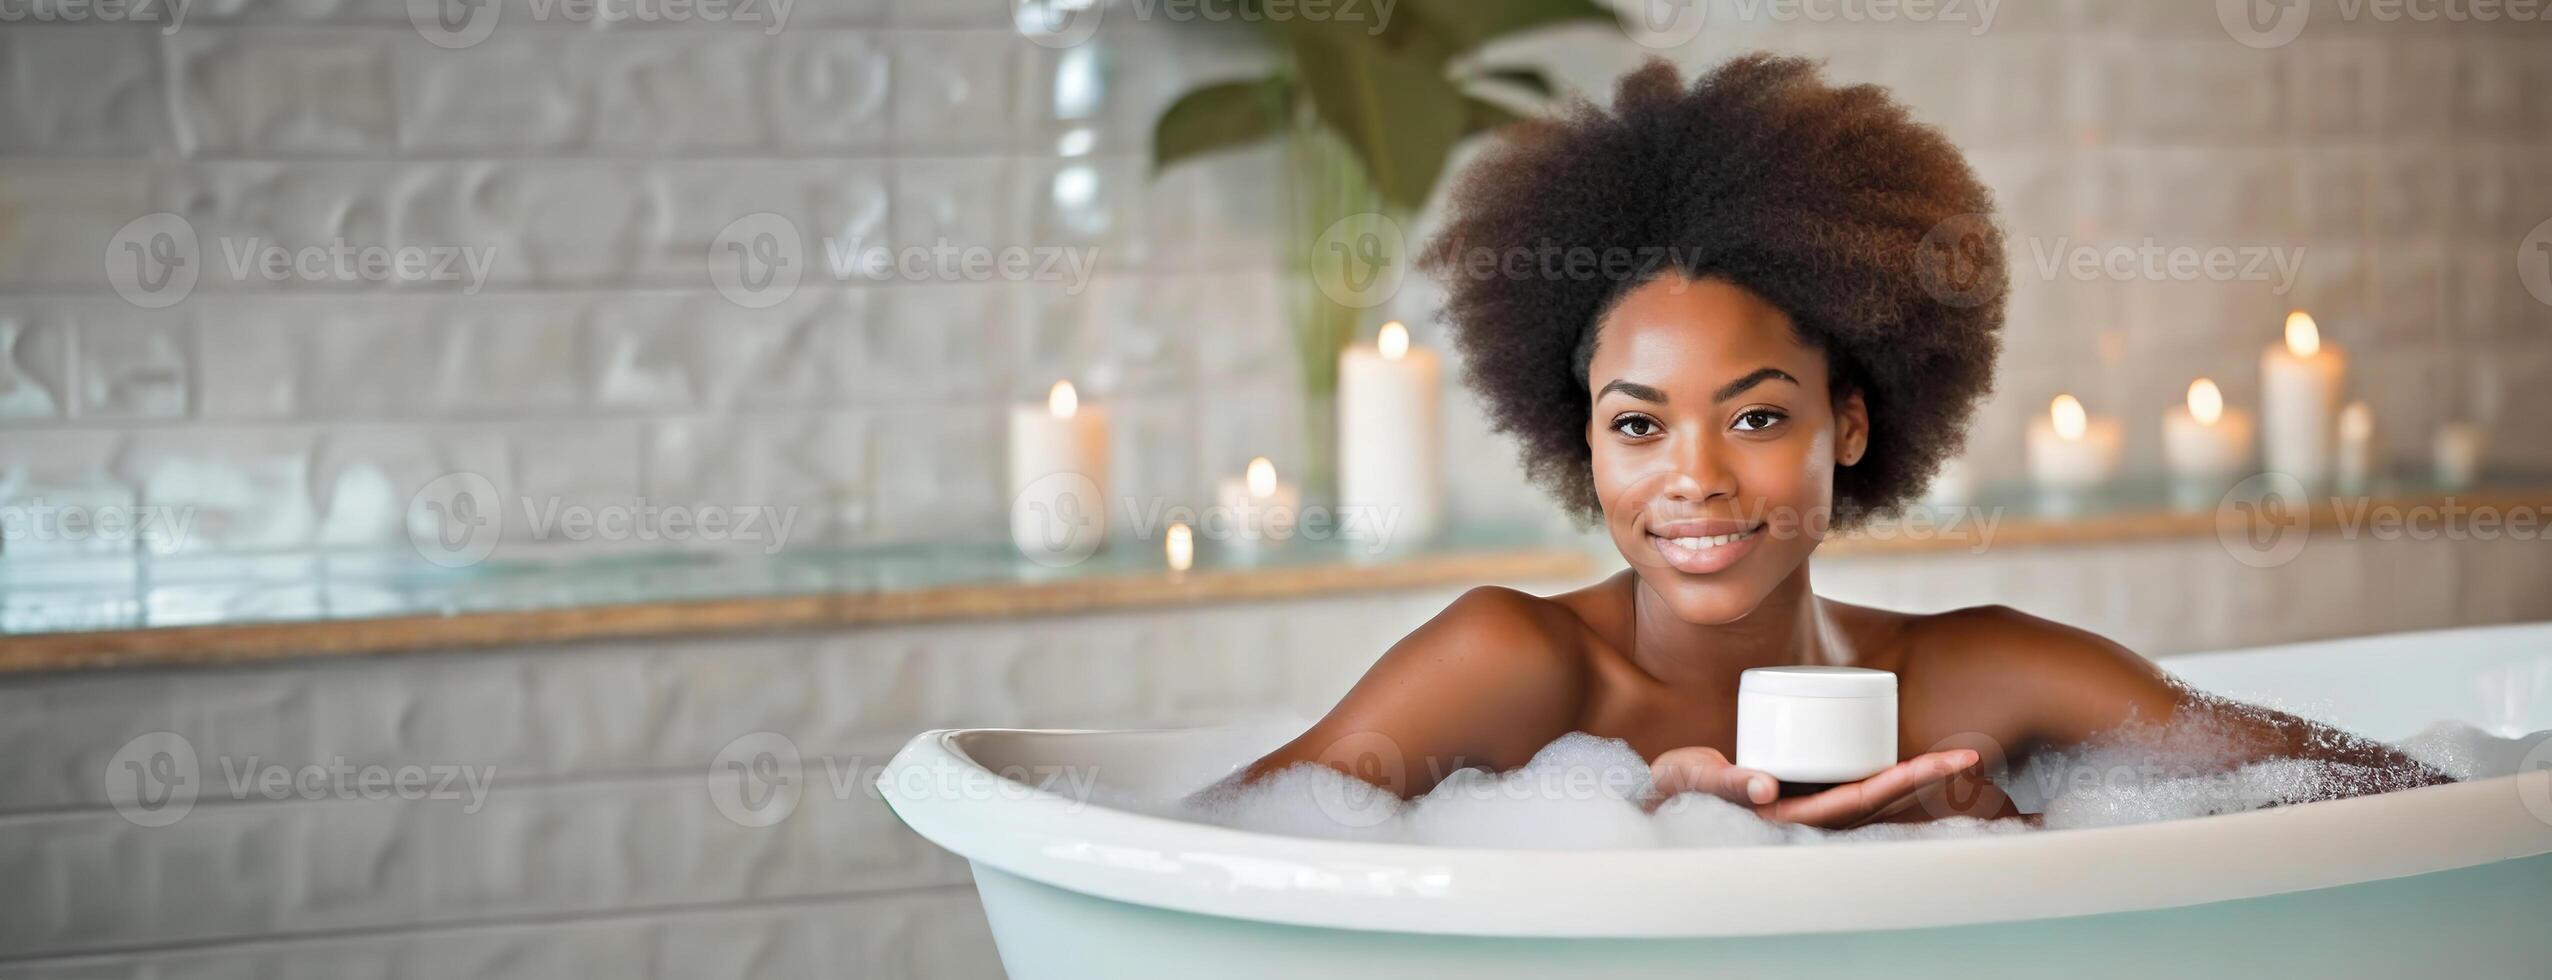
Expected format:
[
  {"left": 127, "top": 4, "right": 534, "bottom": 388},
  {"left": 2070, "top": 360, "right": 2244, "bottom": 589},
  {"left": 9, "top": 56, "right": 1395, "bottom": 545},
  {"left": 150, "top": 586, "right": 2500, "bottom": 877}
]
[
  {"left": 0, "top": 162, "right": 158, "bottom": 290},
  {"left": 114, "top": 427, "right": 322, "bottom": 554},
  {"left": 766, "top": 30, "right": 896, "bottom": 148},
  {"left": 0, "top": 303, "right": 81, "bottom": 421},
  {"left": 0, "top": 30, "right": 171, "bottom": 155},
  {"left": 891, "top": 156, "right": 1015, "bottom": 251},
  {"left": 890, "top": 29, "right": 1023, "bottom": 151},
  {"left": 862, "top": 402, "right": 1005, "bottom": 547},
  {"left": 643, "top": 410, "right": 870, "bottom": 547},
  {"left": 172, "top": 30, "right": 398, "bottom": 154}
]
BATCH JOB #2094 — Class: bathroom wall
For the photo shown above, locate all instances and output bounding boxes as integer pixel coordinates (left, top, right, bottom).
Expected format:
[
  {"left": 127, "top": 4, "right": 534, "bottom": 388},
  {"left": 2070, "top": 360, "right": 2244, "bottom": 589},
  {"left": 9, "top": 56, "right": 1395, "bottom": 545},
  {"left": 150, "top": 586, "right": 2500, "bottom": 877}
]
[{"left": 3, "top": 1, "right": 2548, "bottom": 562}]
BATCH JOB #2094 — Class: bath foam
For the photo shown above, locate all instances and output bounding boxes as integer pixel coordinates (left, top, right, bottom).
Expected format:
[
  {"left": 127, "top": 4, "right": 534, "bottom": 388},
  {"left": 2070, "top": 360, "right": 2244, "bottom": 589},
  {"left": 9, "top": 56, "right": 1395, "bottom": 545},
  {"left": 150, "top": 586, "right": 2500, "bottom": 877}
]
[{"left": 1157, "top": 722, "right": 2546, "bottom": 849}]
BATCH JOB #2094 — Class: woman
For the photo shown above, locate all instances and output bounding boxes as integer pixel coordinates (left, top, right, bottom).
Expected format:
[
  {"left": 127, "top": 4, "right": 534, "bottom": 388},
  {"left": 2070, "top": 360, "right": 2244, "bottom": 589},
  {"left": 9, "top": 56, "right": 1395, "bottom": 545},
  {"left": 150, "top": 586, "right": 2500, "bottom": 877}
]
[{"left": 1240, "top": 55, "right": 2443, "bottom": 827}]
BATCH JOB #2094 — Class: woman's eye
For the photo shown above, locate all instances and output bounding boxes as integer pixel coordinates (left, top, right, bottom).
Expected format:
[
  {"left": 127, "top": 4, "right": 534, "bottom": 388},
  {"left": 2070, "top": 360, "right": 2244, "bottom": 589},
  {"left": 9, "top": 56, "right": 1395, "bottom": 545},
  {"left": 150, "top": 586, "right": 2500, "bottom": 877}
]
[
  {"left": 1732, "top": 409, "right": 1786, "bottom": 432},
  {"left": 1611, "top": 415, "right": 1659, "bottom": 438}
]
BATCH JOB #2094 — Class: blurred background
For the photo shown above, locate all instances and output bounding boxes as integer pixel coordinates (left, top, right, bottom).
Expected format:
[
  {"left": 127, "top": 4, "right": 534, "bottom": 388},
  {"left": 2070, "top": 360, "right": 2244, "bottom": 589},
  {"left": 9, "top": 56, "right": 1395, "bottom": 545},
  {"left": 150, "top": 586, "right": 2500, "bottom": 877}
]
[{"left": 1, "top": 0, "right": 2548, "bottom": 976}]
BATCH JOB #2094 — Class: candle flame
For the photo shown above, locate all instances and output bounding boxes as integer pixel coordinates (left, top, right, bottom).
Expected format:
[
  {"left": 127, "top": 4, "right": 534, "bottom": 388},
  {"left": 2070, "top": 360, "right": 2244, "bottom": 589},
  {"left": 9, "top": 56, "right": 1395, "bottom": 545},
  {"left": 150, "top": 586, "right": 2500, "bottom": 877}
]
[
  {"left": 2187, "top": 378, "right": 2224, "bottom": 426},
  {"left": 1165, "top": 522, "right": 1194, "bottom": 572},
  {"left": 2284, "top": 311, "right": 2320, "bottom": 358},
  {"left": 1378, "top": 321, "right": 1410, "bottom": 360},
  {"left": 1047, "top": 380, "right": 1078, "bottom": 419},
  {"left": 2051, "top": 394, "right": 2087, "bottom": 441},
  {"left": 1245, "top": 457, "right": 1277, "bottom": 499},
  {"left": 2339, "top": 401, "right": 2373, "bottom": 440}
]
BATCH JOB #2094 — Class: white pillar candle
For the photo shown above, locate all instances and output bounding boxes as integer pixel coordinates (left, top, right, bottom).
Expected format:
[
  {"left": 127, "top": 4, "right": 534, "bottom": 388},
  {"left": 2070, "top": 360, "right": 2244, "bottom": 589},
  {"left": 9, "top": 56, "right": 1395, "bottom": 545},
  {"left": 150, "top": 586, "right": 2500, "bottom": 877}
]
[
  {"left": 2434, "top": 422, "right": 2487, "bottom": 490},
  {"left": 2334, "top": 401, "right": 2377, "bottom": 495},
  {"left": 2260, "top": 311, "right": 2346, "bottom": 486},
  {"left": 2026, "top": 394, "right": 2123, "bottom": 494},
  {"left": 2162, "top": 377, "right": 2256, "bottom": 507},
  {"left": 1214, "top": 456, "right": 1301, "bottom": 548},
  {"left": 1337, "top": 321, "right": 1442, "bottom": 547},
  {"left": 1006, "top": 380, "right": 1110, "bottom": 563},
  {"left": 1163, "top": 521, "right": 1194, "bottom": 573}
]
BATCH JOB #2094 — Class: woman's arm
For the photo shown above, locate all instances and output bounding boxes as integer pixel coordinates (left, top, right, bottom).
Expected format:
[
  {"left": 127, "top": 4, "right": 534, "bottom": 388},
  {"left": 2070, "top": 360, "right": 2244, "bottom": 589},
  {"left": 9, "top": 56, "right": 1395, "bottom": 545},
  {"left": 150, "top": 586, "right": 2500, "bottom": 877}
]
[
  {"left": 1229, "top": 587, "right": 1591, "bottom": 799},
  {"left": 1935, "top": 607, "right": 2451, "bottom": 796}
]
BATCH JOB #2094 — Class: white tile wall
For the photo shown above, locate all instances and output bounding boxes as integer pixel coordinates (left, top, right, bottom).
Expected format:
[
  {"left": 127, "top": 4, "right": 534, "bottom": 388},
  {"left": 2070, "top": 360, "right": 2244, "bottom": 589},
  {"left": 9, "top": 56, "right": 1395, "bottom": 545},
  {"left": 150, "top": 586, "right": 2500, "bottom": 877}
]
[{"left": 2, "top": 3, "right": 2543, "bottom": 558}]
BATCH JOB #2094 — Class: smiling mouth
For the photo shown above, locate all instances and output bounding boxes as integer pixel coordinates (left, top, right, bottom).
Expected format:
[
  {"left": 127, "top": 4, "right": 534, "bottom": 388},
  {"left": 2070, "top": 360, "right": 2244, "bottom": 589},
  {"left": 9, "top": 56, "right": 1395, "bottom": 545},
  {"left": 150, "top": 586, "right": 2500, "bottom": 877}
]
[{"left": 1645, "top": 525, "right": 1762, "bottom": 574}]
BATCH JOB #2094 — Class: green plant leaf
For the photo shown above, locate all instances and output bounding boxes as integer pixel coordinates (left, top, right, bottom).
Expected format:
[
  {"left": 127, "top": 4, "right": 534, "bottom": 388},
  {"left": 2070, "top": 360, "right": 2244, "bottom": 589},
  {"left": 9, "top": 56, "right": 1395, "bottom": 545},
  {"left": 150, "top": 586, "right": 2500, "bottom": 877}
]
[
  {"left": 1393, "top": 0, "right": 1616, "bottom": 54},
  {"left": 1290, "top": 29, "right": 1468, "bottom": 210},
  {"left": 1151, "top": 77, "right": 1291, "bottom": 175}
]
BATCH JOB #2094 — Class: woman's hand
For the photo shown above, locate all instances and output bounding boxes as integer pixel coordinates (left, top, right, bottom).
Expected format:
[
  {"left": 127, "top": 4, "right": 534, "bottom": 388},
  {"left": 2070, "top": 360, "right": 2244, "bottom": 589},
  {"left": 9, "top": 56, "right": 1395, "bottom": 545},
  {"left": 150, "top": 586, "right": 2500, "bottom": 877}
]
[{"left": 1648, "top": 746, "right": 1981, "bottom": 829}]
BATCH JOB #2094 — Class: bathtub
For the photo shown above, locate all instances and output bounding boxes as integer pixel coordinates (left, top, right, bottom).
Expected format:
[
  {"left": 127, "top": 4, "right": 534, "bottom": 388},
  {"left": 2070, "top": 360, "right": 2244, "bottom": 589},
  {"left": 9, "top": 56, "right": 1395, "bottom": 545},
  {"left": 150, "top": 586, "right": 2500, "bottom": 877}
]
[{"left": 879, "top": 623, "right": 2552, "bottom": 979}]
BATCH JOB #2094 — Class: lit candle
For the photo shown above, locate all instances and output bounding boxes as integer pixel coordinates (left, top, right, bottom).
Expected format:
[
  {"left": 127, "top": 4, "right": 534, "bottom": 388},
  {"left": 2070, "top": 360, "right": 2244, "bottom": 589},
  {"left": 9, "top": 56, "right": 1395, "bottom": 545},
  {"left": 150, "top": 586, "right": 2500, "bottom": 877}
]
[
  {"left": 2334, "top": 401, "right": 2376, "bottom": 494},
  {"left": 2260, "top": 311, "right": 2347, "bottom": 486},
  {"left": 2025, "top": 394, "right": 2122, "bottom": 502},
  {"left": 2434, "top": 421, "right": 2487, "bottom": 490},
  {"left": 2161, "top": 377, "right": 2256, "bottom": 507},
  {"left": 1214, "top": 456, "right": 1301, "bottom": 548},
  {"left": 1164, "top": 521, "right": 1194, "bottom": 573},
  {"left": 1338, "top": 321, "right": 1443, "bottom": 547},
  {"left": 1006, "top": 380, "right": 1111, "bottom": 563}
]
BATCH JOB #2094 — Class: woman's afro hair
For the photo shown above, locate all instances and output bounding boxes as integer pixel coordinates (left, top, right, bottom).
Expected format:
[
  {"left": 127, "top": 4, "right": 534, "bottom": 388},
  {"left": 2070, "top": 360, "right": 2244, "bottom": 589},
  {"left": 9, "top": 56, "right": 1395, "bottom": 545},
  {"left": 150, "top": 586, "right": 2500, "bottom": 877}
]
[{"left": 1421, "top": 54, "right": 2006, "bottom": 529}]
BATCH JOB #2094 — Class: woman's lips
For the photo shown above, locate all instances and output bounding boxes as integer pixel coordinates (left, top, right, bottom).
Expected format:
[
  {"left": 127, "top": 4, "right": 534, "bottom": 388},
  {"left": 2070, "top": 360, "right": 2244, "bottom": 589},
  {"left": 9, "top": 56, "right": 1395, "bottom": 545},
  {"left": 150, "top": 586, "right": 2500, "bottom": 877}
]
[{"left": 1647, "top": 524, "right": 1762, "bottom": 574}]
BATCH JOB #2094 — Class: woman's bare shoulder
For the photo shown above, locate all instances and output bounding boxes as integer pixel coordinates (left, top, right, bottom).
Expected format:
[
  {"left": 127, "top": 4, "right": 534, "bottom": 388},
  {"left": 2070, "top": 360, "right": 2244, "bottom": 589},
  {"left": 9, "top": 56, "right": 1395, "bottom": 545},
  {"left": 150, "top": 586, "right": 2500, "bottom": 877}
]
[
  {"left": 1879, "top": 603, "right": 2181, "bottom": 742},
  {"left": 1400, "top": 583, "right": 1601, "bottom": 683},
  {"left": 1239, "top": 580, "right": 1609, "bottom": 793}
]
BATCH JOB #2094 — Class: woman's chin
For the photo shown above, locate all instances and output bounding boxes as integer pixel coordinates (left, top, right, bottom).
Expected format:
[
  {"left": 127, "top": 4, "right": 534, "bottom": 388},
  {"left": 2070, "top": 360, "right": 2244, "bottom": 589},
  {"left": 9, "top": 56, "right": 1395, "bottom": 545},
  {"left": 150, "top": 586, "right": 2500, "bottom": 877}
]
[{"left": 1638, "top": 573, "right": 1771, "bottom": 626}]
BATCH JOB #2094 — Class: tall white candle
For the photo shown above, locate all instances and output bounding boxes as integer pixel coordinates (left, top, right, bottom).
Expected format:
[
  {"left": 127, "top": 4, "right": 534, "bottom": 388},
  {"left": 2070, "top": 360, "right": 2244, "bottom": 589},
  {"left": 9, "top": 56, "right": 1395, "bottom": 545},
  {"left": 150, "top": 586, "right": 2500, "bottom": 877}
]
[
  {"left": 2334, "top": 401, "right": 2376, "bottom": 494},
  {"left": 1214, "top": 456, "right": 1301, "bottom": 548},
  {"left": 2026, "top": 394, "right": 2122, "bottom": 495},
  {"left": 2162, "top": 377, "right": 2256, "bottom": 504},
  {"left": 1006, "top": 380, "right": 1110, "bottom": 563},
  {"left": 1337, "top": 321, "right": 1442, "bottom": 547},
  {"left": 2260, "top": 311, "right": 2346, "bottom": 486}
]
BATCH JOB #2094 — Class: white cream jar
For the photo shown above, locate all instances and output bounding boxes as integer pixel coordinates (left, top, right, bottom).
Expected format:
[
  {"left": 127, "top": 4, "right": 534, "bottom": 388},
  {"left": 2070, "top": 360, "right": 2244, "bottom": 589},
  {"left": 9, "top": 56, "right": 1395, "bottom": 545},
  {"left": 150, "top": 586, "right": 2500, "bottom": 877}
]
[{"left": 1734, "top": 666, "right": 1897, "bottom": 783}]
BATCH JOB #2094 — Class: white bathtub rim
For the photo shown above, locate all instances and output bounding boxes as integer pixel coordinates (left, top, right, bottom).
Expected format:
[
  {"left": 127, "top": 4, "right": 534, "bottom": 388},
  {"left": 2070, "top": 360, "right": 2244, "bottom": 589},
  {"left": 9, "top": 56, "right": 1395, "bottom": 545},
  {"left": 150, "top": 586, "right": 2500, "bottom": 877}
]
[{"left": 880, "top": 728, "right": 2552, "bottom": 939}]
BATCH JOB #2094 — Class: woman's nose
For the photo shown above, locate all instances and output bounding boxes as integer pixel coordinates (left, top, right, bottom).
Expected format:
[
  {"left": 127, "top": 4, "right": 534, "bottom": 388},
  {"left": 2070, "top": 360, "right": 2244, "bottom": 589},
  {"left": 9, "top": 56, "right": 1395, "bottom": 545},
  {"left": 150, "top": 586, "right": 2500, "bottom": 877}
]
[{"left": 1662, "top": 434, "right": 1737, "bottom": 503}]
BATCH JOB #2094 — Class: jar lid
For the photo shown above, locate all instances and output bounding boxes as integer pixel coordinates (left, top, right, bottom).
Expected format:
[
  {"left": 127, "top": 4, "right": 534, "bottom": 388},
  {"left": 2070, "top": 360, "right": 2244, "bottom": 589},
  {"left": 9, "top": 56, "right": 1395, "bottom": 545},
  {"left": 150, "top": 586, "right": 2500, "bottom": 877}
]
[{"left": 1739, "top": 665, "right": 1896, "bottom": 699}]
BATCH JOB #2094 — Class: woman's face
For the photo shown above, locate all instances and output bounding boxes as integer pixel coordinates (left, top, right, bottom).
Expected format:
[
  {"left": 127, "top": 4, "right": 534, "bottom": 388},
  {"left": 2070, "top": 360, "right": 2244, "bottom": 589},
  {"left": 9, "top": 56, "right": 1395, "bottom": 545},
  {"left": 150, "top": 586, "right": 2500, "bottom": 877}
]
[{"left": 1584, "top": 276, "right": 1867, "bottom": 625}]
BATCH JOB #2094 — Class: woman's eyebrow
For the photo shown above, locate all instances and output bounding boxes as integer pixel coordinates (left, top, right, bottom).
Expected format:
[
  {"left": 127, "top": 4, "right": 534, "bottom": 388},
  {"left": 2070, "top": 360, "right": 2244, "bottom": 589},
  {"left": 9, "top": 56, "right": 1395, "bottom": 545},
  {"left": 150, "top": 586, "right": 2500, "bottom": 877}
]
[
  {"left": 1596, "top": 379, "right": 1669, "bottom": 403},
  {"left": 1713, "top": 367, "right": 1799, "bottom": 403}
]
